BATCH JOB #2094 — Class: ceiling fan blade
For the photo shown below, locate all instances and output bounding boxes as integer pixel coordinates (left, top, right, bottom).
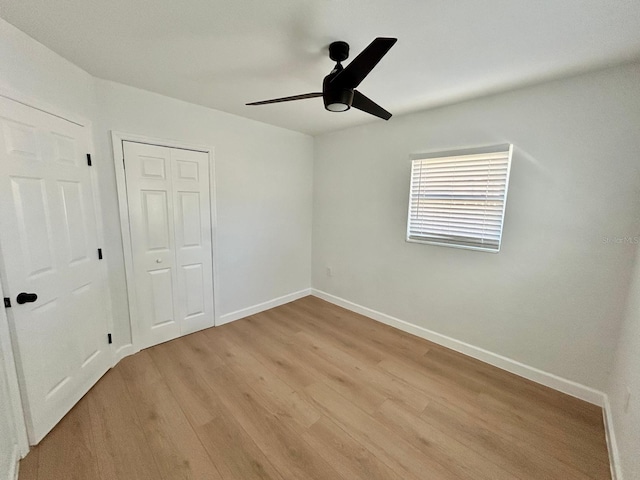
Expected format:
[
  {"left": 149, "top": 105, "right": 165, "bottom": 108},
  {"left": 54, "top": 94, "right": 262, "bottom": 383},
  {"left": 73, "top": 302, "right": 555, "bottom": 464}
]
[
  {"left": 331, "top": 37, "right": 397, "bottom": 89},
  {"left": 351, "top": 90, "right": 392, "bottom": 120},
  {"left": 246, "top": 92, "right": 322, "bottom": 106}
]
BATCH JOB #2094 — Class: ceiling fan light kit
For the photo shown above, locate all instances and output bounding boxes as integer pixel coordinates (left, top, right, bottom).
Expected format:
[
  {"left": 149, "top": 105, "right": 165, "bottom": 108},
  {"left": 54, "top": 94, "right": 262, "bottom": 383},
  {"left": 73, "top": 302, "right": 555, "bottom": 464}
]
[
  {"left": 324, "top": 89, "right": 354, "bottom": 112},
  {"left": 246, "top": 37, "right": 397, "bottom": 120}
]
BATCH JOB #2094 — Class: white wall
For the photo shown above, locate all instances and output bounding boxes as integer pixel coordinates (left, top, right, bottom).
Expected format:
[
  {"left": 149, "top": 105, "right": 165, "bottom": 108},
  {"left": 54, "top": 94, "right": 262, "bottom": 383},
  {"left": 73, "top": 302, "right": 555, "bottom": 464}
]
[
  {"left": 608, "top": 245, "right": 640, "bottom": 479},
  {"left": 0, "top": 18, "right": 96, "bottom": 121},
  {"left": 93, "top": 79, "right": 313, "bottom": 346},
  {"left": 312, "top": 62, "right": 640, "bottom": 391}
]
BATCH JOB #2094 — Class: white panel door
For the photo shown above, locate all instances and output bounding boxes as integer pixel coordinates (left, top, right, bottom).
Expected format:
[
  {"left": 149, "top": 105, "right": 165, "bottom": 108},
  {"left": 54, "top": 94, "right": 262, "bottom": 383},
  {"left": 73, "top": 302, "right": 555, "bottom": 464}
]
[
  {"left": 0, "top": 97, "right": 111, "bottom": 444},
  {"left": 123, "top": 142, "right": 214, "bottom": 348}
]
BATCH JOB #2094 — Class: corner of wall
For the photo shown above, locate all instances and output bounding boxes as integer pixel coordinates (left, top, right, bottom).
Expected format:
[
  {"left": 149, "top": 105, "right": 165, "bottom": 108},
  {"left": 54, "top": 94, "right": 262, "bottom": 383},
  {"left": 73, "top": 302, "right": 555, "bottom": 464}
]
[{"left": 603, "top": 395, "right": 623, "bottom": 479}]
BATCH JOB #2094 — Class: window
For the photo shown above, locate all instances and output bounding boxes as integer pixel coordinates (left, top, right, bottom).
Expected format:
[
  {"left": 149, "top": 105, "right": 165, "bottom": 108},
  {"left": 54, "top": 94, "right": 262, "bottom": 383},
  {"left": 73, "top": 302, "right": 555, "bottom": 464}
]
[{"left": 406, "top": 144, "right": 513, "bottom": 253}]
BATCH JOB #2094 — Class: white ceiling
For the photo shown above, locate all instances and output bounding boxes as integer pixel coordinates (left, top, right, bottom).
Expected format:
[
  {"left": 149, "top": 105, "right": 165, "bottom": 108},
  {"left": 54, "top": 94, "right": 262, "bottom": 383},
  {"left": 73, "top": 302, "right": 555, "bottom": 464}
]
[{"left": 1, "top": 0, "right": 640, "bottom": 135}]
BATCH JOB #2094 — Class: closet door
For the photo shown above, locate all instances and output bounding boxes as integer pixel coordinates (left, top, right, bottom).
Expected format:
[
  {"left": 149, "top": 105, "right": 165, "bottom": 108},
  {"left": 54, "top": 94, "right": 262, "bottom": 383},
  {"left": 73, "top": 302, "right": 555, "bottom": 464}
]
[
  {"left": 172, "top": 148, "right": 214, "bottom": 335},
  {"left": 123, "top": 142, "right": 214, "bottom": 349}
]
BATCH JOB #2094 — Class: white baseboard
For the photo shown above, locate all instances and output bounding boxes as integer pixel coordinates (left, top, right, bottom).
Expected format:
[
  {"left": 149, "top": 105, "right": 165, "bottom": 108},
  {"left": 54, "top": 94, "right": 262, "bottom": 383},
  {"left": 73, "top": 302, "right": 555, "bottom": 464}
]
[
  {"left": 114, "top": 343, "right": 138, "bottom": 364},
  {"left": 311, "top": 289, "right": 606, "bottom": 406},
  {"left": 603, "top": 396, "right": 623, "bottom": 480},
  {"left": 218, "top": 288, "right": 312, "bottom": 326}
]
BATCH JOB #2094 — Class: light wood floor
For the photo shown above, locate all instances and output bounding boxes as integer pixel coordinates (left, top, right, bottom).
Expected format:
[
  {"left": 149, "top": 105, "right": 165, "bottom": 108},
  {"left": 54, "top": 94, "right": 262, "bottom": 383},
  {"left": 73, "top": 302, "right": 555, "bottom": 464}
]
[{"left": 19, "top": 296, "right": 611, "bottom": 480}]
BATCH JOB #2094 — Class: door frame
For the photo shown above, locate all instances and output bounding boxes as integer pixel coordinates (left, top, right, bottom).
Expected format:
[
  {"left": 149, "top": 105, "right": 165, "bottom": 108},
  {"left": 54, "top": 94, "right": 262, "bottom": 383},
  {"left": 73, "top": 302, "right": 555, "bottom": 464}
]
[
  {"left": 0, "top": 87, "right": 115, "bottom": 448},
  {"left": 111, "top": 131, "right": 219, "bottom": 358}
]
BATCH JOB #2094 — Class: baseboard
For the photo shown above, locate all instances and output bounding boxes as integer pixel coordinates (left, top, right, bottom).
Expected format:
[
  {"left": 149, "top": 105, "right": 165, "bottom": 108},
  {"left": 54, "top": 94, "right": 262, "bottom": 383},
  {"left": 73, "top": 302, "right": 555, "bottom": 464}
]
[
  {"left": 603, "top": 396, "right": 623, "bottom": 479},
  {"left": 311, "top": 289, "right": 606, "bottom": 406},
  {"left": 218, "top": 288, "right": 312, "bottom": 326},
  {"left": 9, "top": 444, "right": 19, "bottom": 480},
  {"left": 114, "top": 343, "right": 138, "bottom": 364}
]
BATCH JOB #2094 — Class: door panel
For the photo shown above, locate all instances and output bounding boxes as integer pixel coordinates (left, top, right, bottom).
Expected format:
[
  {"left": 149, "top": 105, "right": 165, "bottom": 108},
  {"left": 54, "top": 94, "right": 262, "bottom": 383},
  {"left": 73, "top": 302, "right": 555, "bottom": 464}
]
[
  {"left": 183, "top": 264, "right": 205, "bottom": 318},
  {"left": 148, "top": 268, "right": 175, "bottom": 327},
  {"left": 0, "top": 96, "right": 111, "bottom": 444},
  {"left": 177, "top": 192, "right": 202, "bottom": 247},
  {"left": 142, "top": 190, "right": 171, "bottom": 250},
  {"left": 124, "top": 142, "right": 214, "bottom": 347},
  {"left": 140, "top": 154, "right": 167, "bottom": 179},
  {"left": 59, "top": 180, "right": 89, "bottom": 263},
  {"left": 2, "top": 119, "right": 39, "bottom": 160},
  {"left": 51, "top": 132, "right": 77, "bottom": 166},
  {"left": 11, "top": 177, "right": 55, "bottom": 276}
]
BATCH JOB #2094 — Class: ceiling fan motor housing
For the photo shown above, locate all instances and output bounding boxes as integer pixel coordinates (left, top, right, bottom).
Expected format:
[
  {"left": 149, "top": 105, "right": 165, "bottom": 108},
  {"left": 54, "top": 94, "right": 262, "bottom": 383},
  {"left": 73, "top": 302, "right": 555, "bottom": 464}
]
[{"left": 322, "top": 74, "right": 354, "bottom": 112}]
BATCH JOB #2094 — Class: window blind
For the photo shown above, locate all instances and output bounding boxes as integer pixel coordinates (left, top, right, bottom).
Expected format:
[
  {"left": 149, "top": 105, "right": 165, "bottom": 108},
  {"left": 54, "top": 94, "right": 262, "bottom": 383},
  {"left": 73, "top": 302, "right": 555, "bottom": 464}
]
[{"left": 407, "top": 144, "right": 513, "bottom": 252}]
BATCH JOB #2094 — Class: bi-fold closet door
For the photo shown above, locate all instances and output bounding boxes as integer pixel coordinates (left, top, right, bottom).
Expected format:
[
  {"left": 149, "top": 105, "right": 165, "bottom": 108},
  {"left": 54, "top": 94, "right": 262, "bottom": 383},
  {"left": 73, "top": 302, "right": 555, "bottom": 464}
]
[{"left": 123, "top": 141, "right": 214, "bottom": 349}]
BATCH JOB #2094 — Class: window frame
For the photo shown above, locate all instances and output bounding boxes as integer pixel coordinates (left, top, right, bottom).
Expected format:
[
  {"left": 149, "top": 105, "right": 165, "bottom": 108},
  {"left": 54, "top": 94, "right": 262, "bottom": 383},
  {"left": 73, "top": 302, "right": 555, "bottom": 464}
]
[{"left": 405, "top": 144, "right": 514, "bottom": 253}]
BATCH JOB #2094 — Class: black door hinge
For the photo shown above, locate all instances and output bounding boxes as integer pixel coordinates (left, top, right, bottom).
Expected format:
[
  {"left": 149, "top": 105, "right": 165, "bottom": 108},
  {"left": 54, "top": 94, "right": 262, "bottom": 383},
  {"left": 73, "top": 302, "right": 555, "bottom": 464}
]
[
  {"left": 122, "top": 158, "right": 125, "bottom": 169},
  {"left": 3, "top": 298, "right": 10, "bottom": 308},
  {"left": 87, "top": 154, "right": 92, "bottom": 166},
  {"left": 108, "top": 333, "right": 112, "bottom": 344},
  {"left": 98, "top": 248, "right": 103, "bottom": 260}
]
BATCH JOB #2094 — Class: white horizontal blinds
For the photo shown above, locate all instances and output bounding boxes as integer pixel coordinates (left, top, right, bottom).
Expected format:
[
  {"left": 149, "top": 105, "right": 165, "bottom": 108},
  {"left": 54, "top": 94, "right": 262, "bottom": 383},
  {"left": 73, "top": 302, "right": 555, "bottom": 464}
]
[{"left": 408, "top": 146, "right": 512, "bottom": 252}]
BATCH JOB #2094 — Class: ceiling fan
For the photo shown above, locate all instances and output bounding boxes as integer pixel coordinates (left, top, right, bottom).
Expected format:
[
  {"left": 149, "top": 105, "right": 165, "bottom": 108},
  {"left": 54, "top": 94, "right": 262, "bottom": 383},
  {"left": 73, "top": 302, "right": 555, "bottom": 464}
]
[{"left": 246, "top": 37, "right": 398, "bottom": 120}]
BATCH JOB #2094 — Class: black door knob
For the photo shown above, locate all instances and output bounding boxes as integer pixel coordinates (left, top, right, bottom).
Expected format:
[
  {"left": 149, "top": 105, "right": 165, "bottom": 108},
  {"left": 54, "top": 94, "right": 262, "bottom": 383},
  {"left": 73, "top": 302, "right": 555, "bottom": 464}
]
[{"left": 16, "top": 292, "right": 38, "bottom": 304}]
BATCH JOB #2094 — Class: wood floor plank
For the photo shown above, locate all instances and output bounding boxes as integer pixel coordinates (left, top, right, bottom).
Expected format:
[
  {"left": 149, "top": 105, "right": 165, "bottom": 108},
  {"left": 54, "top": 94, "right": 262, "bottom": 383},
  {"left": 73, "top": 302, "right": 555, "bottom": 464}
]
[
  {"left": 178, "top": 331, "right": 226, "bottom": 371},
  {"left": 294, "top": 329, "right": 430, "bottom": 413},
  {"left": 301, "top": 416, "right": 407, "bottom": 480},
  {"left": 292, "top": 296, "right": 432, "bottom": 360},
  {"left": 421, "top": 399, "right": 601, "bottom": 480},
  {"left": 277, "top": 303, "right": 387, "bottom": 364},
  {"left": 223, "top": 318, "right": 319, "bottom": 389},
  {"left": 388, "top": 346, "right": 610, "bottom": 477},
  {"left": 87, "top": 369, "right": 165, "bottom": 480},
  {"left": 378, "top": 353, "right": 609, "bottom": 470},
  {"left": 147, "top": 338, "right": 222, "bottom": 428},
  {"left": 33, "top": 399, "right": 98, "bottom": 480},
  {"left": 248, "top": 368, "right": 323, "bottom": 430},
  {"left": 305, "top": 381, "right": 454, "bottom": 480},
  {"left": 419, "top": 348, "right": 607, "bottom": 445},
  {"left": 19, "top": 297, "right": 611, "bottom": 480},
  {"left": 204, "top": 324, "right": 323, "bottom": 431},
  {"left": 375, "top": 399, "right": 515, "bottom": 480},
  {"left": 200, "top": 365, "right": 347, "bottom": 480},
  {"left": 203, "top": 326, "right": 291, "bottom": 385},
  {"left": 195, "top": 413, "right": 285, "bottom": 480},
  {"left": 118, "top": 352, "right": 224, "bottom": 480},
  {"left": 425, "top": 345, "right": 603, "bottom": 425},
  {"left": 229, "top": 313, "right": 389, "bottom": 415},
  {"left": 203, "top": 325, "right": 325, "bottom": 431},
  {"left": 251, "top": 308, "right": 303, "bottom": 339}
]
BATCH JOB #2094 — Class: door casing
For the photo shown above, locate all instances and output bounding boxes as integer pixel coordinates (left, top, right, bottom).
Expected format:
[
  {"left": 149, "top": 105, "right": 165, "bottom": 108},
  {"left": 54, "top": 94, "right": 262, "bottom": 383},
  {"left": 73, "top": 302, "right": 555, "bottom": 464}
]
[{"left": 111, "top": 131, "right": 219, "bottom": 360}]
